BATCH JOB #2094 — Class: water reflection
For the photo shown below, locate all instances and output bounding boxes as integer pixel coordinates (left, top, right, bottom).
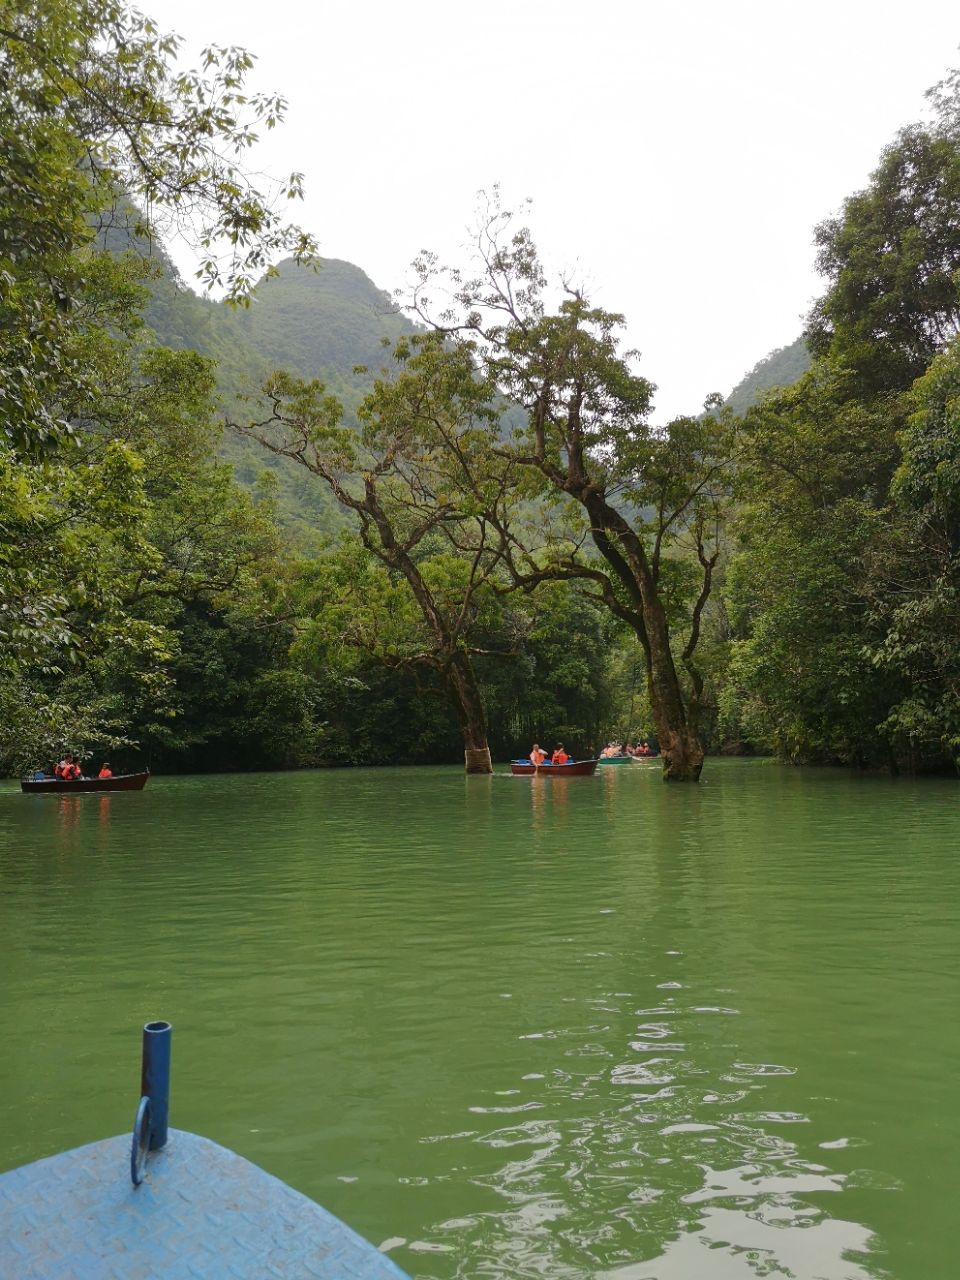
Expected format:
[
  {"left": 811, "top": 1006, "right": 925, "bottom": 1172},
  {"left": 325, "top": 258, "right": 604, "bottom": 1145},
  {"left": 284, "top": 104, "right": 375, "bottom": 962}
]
[
  {"left": 57, "top": 794, "right": 81, "bottom": 833},
  {"left": 2, "top": 762, "right": 957, "bottom": 1280},
  {"left": 412, "top": 973, "right": 888, "bottom": 1278},
  {"left": 607, "top": 1204, "right": 879, "bottom": 1280}
]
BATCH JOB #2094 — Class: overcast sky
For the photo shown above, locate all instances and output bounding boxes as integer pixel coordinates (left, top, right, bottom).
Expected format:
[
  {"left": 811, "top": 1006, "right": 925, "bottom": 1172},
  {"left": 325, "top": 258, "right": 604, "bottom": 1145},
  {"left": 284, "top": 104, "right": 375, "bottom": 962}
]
[{"left": 149, "top": 0, "right": 959, "bottom": 420}]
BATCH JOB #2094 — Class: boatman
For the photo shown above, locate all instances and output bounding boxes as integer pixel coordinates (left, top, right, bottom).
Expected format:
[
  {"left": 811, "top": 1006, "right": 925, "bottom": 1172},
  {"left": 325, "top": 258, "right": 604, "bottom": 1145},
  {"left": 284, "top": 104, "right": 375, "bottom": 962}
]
[
  {"left": 529, "top": 743, "right": 546, "bottom": 766},
  {"left": 551, "top": 744, "right": 568, "bottom": 764}
]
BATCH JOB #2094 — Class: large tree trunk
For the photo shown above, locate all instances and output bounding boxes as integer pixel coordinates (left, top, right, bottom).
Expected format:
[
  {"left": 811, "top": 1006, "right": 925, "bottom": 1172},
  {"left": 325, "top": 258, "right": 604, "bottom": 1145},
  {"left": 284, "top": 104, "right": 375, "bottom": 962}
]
[
  {"left": 447, "top": 650, "right": 493, "bottom": 774},
  {"left": 582, "top": 495, "right": 706, "bottom": 782},
  {"left": 643, "top": 598, "right": 704, "bottom": 782}
]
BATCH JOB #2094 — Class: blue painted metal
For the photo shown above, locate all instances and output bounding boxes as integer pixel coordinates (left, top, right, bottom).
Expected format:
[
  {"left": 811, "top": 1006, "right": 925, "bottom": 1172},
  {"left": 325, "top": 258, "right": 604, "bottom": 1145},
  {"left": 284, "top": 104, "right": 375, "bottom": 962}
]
[
  {"left": 131, "top": 1095, "right": 151, "bottom": 1186},
  {"left": 140, "top": 1019, "right": 171, "bottom": 1150},
  {"left": 0, "top": 1128, "right": 410, "bottom": 1279}
]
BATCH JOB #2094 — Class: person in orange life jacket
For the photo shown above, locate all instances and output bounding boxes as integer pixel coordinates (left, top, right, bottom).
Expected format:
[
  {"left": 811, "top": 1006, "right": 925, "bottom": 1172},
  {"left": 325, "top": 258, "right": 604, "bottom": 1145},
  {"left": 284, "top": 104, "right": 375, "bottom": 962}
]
[
  {"left": 56, "top": 753, "right": 79, "bottom": 779},
  {"left": 98, "top": 763, "right": 113, "bottom": 779},
  {"left": 529, "top": 743, "right": 546, "bottom": 766},
  {"left": 551, "top": 744, "right": 569, "bottom": 764}
]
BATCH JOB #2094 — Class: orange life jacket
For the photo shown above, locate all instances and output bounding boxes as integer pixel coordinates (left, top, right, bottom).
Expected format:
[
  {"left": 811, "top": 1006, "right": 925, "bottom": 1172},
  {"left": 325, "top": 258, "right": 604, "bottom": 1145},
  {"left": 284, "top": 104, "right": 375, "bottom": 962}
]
[{"left": 98, "top": 767, "right": 112, "bottom": 779}]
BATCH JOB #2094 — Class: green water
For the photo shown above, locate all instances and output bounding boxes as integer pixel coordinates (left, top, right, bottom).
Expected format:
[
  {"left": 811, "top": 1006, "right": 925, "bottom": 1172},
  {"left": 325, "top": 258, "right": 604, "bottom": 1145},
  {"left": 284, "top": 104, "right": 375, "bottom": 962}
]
[{"left": 1, "top": 760, "right": 957, "bottom": 1279}]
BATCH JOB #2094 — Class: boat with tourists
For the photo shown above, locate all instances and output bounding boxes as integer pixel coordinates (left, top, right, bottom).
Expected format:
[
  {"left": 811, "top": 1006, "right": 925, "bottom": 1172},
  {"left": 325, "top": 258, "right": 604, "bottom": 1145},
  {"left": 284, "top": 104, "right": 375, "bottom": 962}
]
[
  {"left": 510, "top": 759, "right": 598, "bottom": 777},
  {"left": 596, "top": 741, "right": 658, "bottom": 764},
  {"left": 0, "top": 1020, "right": 408, "bottom": 1280},
  {"left": 20, "top": 770, "right": 150, "bottom": 794}
]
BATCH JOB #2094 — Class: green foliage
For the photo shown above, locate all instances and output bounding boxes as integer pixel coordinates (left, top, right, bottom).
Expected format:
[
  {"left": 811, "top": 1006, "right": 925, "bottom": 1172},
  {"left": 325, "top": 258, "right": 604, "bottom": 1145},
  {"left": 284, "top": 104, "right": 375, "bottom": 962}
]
[
  {"left": 807, "top": 105, "right": 960, "bottom": 395},
  {"left": 722, "top": 68, "right": 960, "bottom": 773},
  {"left": 724, "top": 338, "right": 811, "bottom": 415},
  {"left": 0, "top": 0, "right": 315, "bottom": 460},
  {"left": 130, "top": 247, "right": 423, "bottom": 544},
  {"left": 408, "top": 202, "right": 739, "bottom": 777},
  {"left": 0, "top": 252, "right": 325, "bottom": 774},
  {"left": 476, "top": 581, "right": 623, "bottom": 755},
  {"left": 720, "top": 357, "right": 905, "bottom": 762},
  {"left": 863, "top": 337, "right": 960, "bottom": 765}
]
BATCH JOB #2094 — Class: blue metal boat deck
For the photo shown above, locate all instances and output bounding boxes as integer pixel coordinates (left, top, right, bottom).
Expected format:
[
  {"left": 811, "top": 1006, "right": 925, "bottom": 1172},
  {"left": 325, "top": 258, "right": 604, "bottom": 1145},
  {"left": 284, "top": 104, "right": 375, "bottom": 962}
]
[{"left": 0, "top": 1128, "right": 409, "bottom": 1279}]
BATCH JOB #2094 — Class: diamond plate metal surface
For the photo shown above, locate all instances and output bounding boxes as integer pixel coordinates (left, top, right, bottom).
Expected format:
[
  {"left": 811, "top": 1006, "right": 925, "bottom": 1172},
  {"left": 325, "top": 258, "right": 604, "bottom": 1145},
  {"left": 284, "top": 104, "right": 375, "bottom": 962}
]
[{"left": 0, "top": 1129, "right": 409, "bottom": 1279}]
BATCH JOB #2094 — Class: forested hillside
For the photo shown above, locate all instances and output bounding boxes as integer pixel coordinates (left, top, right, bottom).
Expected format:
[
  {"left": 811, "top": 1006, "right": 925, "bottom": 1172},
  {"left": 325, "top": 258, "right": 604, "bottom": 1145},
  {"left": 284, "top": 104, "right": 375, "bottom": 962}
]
[
  {"left": 138, "top": 245, "right": 419, "bottom": 542},
  {"left": 724, "top": 336, "right": 811, "bottom": 413},
  {"left": 7, "top": 0, "right": 960, "bottom": 779}
]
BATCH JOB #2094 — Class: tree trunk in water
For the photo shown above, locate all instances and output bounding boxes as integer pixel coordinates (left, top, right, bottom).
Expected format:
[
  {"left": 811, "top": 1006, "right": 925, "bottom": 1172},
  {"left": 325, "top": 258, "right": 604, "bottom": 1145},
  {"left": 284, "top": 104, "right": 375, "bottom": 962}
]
[
  {"left": 656, "top": 723, "right": 705, "bottom": 782},
  {"left": 581, "top": 495, "right": 706, "bottom": 782},
  {"left": 644, "top": 599, "right": 705, "bottom": 782},
  {"left": 447, "top": 651, "right": 493, "bottom": 774}
]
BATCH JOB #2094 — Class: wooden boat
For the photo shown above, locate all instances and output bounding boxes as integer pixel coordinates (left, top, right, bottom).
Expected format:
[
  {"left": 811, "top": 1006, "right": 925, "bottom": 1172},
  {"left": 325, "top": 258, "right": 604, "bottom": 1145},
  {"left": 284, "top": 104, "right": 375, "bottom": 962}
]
[
  {"left": 20, "top": 770, "right": 150, "bottom": 794},
  {"left": 510, "top": 759, "right": 598, "bottom": 777},
  {"left": 596, "top": 754, "right": 634, "bottom": 765}
]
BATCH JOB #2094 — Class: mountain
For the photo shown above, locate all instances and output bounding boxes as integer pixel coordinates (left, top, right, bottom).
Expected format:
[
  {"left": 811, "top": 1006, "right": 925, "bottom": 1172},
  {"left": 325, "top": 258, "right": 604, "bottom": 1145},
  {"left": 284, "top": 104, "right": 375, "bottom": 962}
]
[
  {"left": 238, "top": 257, "right": 415, "bottom": 385},
  {"left": 138, "top": 252, "right": 419, "bottom": 544},
  {"left": 117, "top": 217, "right": 814, "bottom": 539},
  {"left": 725, "top": 336, "right": 811, "bottom": 414}
]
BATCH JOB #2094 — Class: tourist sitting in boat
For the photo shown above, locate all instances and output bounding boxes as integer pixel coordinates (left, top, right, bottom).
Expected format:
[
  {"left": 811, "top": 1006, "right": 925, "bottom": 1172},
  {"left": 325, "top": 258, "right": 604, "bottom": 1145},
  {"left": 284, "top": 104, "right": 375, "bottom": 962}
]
[
  {"left": 601, "top": 743, "right": 622, "bottom": 758},
  {"left": 529, "top": 743, "right": 546, "bottom": 766},
  {"left": 98, "top": 764, "right": 113, "bottom": 779},
  {"left": 56, "top": 754, "right": 81, "bottom": 780},
  {"left": 551, "top": 744, "right": 569, "bottom": 764}
]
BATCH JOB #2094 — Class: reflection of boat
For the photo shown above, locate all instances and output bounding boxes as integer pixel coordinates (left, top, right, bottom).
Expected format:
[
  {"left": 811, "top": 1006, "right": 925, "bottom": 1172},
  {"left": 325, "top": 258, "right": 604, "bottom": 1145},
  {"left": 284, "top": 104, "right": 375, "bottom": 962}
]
[
  {"left": 511, "top": 759, "right": 598, "bottom": 777},
  {"left": 20, "top": 771, "right": 150, "bottom": 794}
]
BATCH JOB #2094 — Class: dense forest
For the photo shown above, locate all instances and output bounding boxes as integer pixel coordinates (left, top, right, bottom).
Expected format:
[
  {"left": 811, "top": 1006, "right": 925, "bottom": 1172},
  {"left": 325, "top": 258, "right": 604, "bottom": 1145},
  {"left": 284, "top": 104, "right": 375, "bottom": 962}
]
[{"left": 4, "top": 0, "right": 960, "bottom": 778}]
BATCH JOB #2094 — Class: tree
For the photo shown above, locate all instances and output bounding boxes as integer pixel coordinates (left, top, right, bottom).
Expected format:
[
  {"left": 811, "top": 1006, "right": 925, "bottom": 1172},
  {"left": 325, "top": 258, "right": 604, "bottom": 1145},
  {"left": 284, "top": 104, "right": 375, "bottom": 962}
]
[
  {"left": 721, "top": 355, "right": 912, "bottom": 766},
  {"left": 865, "top": 336, "right": 960, "bottom": 768},
  {"left": 723, "top": 68, "right": 960, "bottom": 773},
  {"left": 1, "top": 0, "right": 316, "bottom": 458},
  {"left": 0, "top": 248, "right": 322, "bottom": 775},
  {"left": 807, "top": 72, "right": 960, "bottom": 396},
  {"left": 1, "top": 0, "right": 323, "bottom": 771},
  {"left": 409, "top": 205, "right": 738, "bottom": 780},
  {"left": 236, "top": 337, "right": 524, "bottom": 773}
]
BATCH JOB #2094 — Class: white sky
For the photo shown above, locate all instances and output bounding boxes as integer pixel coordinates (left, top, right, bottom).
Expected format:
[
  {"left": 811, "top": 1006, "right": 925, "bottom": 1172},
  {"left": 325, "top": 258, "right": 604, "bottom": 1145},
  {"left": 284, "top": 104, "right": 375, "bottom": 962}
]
[{"left": 148, "top": 0, "right": 959, "bottom": 420}]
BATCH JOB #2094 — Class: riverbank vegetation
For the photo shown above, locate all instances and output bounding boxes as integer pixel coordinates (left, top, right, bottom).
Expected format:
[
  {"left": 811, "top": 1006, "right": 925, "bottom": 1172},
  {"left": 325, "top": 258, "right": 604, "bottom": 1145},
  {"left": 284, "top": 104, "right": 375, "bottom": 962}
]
[{"left": 3, "top": 0, "right": 960, "bottom": 777}]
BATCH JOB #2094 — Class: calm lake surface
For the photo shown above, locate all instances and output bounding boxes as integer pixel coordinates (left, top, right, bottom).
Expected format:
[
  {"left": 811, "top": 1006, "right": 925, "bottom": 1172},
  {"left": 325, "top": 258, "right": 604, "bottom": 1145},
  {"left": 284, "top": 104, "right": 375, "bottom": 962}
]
[{"left": 1, "top": 760, "right": 958, "bottom": 1279}]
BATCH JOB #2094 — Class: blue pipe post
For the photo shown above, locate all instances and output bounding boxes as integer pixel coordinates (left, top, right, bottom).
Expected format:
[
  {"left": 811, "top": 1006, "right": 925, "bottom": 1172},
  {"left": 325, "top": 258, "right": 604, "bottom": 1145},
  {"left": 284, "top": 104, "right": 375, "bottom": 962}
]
[{"left": 140, "top": 1020, "right": 172, "bottom": 1150}]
